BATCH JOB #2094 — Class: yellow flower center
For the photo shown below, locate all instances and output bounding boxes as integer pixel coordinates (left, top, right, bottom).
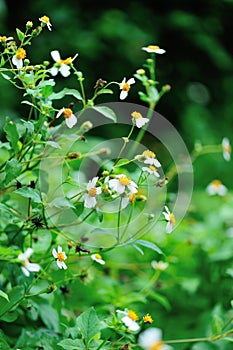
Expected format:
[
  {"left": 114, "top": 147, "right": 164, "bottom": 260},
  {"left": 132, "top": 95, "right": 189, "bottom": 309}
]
[
  {"left": 16, "top": 48, "right": 26, "bottom": 60},
  {"left": 63, "top": 108, "right": 73, "bottom": 119},
  {"left": 0, "top": 36, "right": 7, "bottom": 42},
  {"left": 128, "top": 310, "right": 138, "bottom": 321},
  {"left": 131, "top": 111, "right": 142, "bottom": 119},
  {"left": 57, "top": 252, "right": 65, "bottom": 262},
  {"left": 95, "top": 253, "right": 102, "bottom": 260},
  {"left": 59, "top": 57, "right": 72, "bottom": 65},
  {"left": 151, "top": 341, "right": 164, "bottom": 350},
  {"left": 149, "top": 165, "right": 157, "bottom": 172},
  {"left": 143, "top": 150, "right": 155, "bottom": 159},
  {"left": 212, "top": 179, "right": 222, "bottom": 187},
  {"left": 118, "top": 176, "right": 131, "bottom": 186},
  {"left": 88, "top": 187, "right": 97, "bottom": 197},
  {"left": 41, "top": 15, "right": 50, "bottom": 24},
  {"left": 143, "top": 313, "right": 153, "bottom": 324},
  {"left": 122, "top": 83, "right": 130, "bottom": 92},
  {"left": 169, "top": 213, "right": 175, "bottom": 225},
  {"left": 223, "top": 144, "right": 231, "bottom": 153},
  {"left": 147, "top": 45, "right": 160, "bottom": 50}
]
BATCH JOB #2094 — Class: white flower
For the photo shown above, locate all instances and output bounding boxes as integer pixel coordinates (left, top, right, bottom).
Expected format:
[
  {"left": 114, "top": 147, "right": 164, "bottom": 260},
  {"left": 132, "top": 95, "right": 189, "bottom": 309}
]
[
  {"left": 131, "top": 111, "right": 149, "bottom": 128},
  {"left": 162, "top": 206, "right": 175, "bottom": 234},
  {"left": 116, "top": 309, "right": 140, "bottom": 331},
  {"left": 39, "top": 15, "right": 52, "bottom": 31},
  {"left": 0, "top": 35, "right": 13, "bottom": 43},
  {"left": 52, "top": 246, "right": 67, "bottom": 269},
  {"left": 82, "top": 177, "right": 102, "bottom": 208},
  {"left": 138, "top": 327, "right": 172, "bottom": 350},
  {"left": 50, "top": 50, "right": 78, "bottom": 77},
  {"left": 206, "top": 180, "right": 227, "bottom": 196},
  {"left": 12, "top": 48, "right": 26, "bottom": 69},
  {"left": 18, "top": 248, "right": 41, "bottom": 277},
  {"left": 91, "top": 253, "right": 105, "bottom": 265},
  {"left": 222, "top": 137, "right": 231, "bottom": 161},
  {"left": 142, "top": 45, "right": 166, "bottom": 54},
  {"left": 119, "top": 77, "right": 135, "bottom": 100},
  {"left": 135, "top": 150, "right": 161, "bottom": 168},
  {"left": 142, "top": 165, "right": 160, "bottom": 177},
  {"left": 108, "top": 174, "right": 138, "bottom": 195},
  {"left": 56, "top": 107, "right": 77, "bottom": 128},
  {"left": 151, "top": 260, "right": 168, "bottom": 271}
]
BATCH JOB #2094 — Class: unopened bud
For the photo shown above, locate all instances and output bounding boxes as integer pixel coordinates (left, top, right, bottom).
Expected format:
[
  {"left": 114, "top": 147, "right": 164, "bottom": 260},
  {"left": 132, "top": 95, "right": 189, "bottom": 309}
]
[
  {"left": 162, "top": 84, "right": 171, "bottom": 92},
  {"left": 136, "top": 69, "right": 146, "bottom": 75},
  {"left": 47, "top": 283, "right": 56, "bottom": 293},
  {"left": 32, "top": 26, "right": 42, "bottom": 37},
  {"left": 24, "top": 59, "right": 30, "bottom": 66},
  {"left": 26, "top": 21, "right": 33, "bottom": 29}
]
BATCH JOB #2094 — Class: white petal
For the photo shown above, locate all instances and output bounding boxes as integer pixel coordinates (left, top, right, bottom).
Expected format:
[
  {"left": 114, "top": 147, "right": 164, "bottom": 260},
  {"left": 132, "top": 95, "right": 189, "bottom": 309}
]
[
  {"left": 120, "top": 90, "right": 128, "bottom": 100},
  {"left": 24, "top": 248, "right": 34, "bottom": 259},
  {"left": 96, "top": 187, "right": 102, "bottom": 195},
  {"left": 120, "top": 77, "right": 126, "bottom": 89},
  {"left": 12, "top": 56, "right": 23, "bottom": 68},
  {"left": 206, "top": 184, "right": 215, "bottom": 195},
  {"left": 51, "top": 50, "right": 61, "bottom": 62},
  {"left": 56, "top": 108, "right": 65, "bottom": 119},
  {"left": 65, "top": 115, "right": 77, "bottom": 128},
  {"left": 127, "top": 78, "right": 135, "bottom": 85},
  {"left": 21, "top": 267, "right": 30, "bottom": 277},
  {"left": 223, "top": 151, "right": 230, "bottom": 161},
  {"left": 52, "top": 248, "right": 58, "bottom": 258},
  {"left": 72, "top": 53, "right": 79, "bottom": 61},
  {"left": 138, "top": 328, "right": 162, "bottom": 348},
  {"left": 156, "top": 49, "right": 166, "bottom": 54},
  {"left": 218, "top": 185, "right": 227, "bottom": 196},
  {"left": 50, "top": 66, "right": 59, "bottom": 76},
  {"left": 84, "top": 196, "right": 97, "bottom": 208},
  {"left": 87, "top": 177, "right": 98, "bottom": 189},
  {"left": 135, "top": 118, "right": 149, "bottom": 128},
  {"left": 127, "top": 183, "right": 138, "bottom": 194},
  {"left": 26, "top": 262, "right": 41, "bottom": 272},
  {"left": 166, "top": 222, "right": 173, "bottom": 234},
  {"left": 56, "top": 260, "right": 63, "bottom": 269},
  {"left": 60, "top": 64, "right": 71, "bottom": 77},
  {"left": 57, "top": 246, "right": 63, "bottom": 253},
  {"left": 61, "top": 261, "right": 67, "bottom": 269}
]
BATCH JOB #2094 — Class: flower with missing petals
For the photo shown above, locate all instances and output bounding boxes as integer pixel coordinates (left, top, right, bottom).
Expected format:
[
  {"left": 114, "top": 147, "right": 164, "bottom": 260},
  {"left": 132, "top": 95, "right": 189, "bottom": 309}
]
[
  {"left": 82, "top": 177, "right": 102, "bottom": 208},
  {"left": 52, "top": 246, "right": 67, "bottom": 269},
  {"left": 18, "top": 248, "right": 41, "bottom": 277},
  {"left": 12, "top": 48, "right": 26, "bottom": 69},
  {"left": 131, "top": 111, "right": 149, "bottom": 128},
  {"left": 142, "top": 165, "right": 160, "bottom": 177},
  {"left": 39, "top": 15, "right": 52, "bottom": 31},
  {"left": 56, "top": 107, "right": 77, "bottom": 128},
  {"left": 206, "top": 180, "right": 227, "bottom": 196},
  {"left": 222, "top": 137, "right": 231, "bottom": 161},
  {"left": 162, "top": 206, "right": 175, "bottom": 234},
  {"left": 108, "top": 174, "right": 138, "bottom": 195},
  {"left": 142, "top": 45, "right": 166, "bottom": 54},
  {"left": 119, "top": 77, "right": 135, "bottom": 100},
  {"left": 116, "top": 309, "right": 140, "bottom": 331},
  {"left": 91, "top": 253, "right": 105, "bottom": 265},
  {"left": 50, "top": 50, "right": 78, "bottom": 77},
  {"left": 138, "top": 327, "right": 173, "bottom": 350}
]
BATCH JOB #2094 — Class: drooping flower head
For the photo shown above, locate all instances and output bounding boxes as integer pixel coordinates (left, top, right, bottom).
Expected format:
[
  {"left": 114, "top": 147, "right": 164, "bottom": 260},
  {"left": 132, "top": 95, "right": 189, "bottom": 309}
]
[
  {"left": 142, "top": 45, "right": 166, "bottom": 54},
  {"left": 91, "top": 253, "right": 105, "bottom": 265},
  {"left": 82, "top": 177, "right": 102, "bottom": 208},
  {"left": 108, "top": 174, "right": 138, "bottom": 195},
  {"left": 56, "top": 107, "right": 77, "bottom": 128},
  {"left": 12, "top": 48, "right": 26, "bottom": 69},
  {"left": 52, "top": 246, "right": 67, "bottom": 269},
  {"left": 116, "top": 309, "right": 140, "bottom": 331},
  {"left": 206, "top": 180, "right": 227, "bottom": 196},
  {"left": 138, "top": 327, "right": 173, "bottom": 350},
  {"left": 39, "top": 15, "right": 52, "bottom": 31},
  {"left": 162, "top": 206, "right": 175, "bottom": 234},
  {"left": 119, "top": 77, "right": 135, "bottom": 100},
  {"left": 18, "top": 248, "right": 41, "bottom": 277},
  {"left": 222, "top": 137, "right": 231, "bottom": 161},
  {"left": 50, "top": 50, "right": 78, "bottom": 77},
  {"left": 131, "top": 111, "right": 149, "bottom": 128}
]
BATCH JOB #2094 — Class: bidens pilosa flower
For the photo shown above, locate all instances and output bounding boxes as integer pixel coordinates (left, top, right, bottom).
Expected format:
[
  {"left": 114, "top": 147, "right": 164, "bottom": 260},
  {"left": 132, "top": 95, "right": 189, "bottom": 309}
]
[
  {"left": 119, "top": 77, "right": 135, "bottom": 100},
  {"left": 12, "top": 48, "right": 26, "bottom": 69},
  {"left": 206, "top": 180, "right": 227, "bottom": 196},
  {"left": 136, "top": 150, "right": 161, "bottom": 168},
  {"left": 108, "top": 174, "right": 138, "bottom": 195},
  {"left": 52, "top": 246, "right": 67, "bottom": 270},
  {"left": 0, "top": 35, "right": 13, "bottom": 43},
  {"left": 39, "top": 15, "right": 52, "bottom": 31},
  {"left": 56, "top": 107, "right": 77, "bottom": 128},
  {"left": 162, "top": 206, "right": 175, "bottom": 234},
  {"left": 222, "top": 137, "right": 231, "bottom": 161},
  {"left": 143, "top": 313, "right": 154, "bottom": 324},
  {"left": 91, "top": 253, "right": 105, "bottom": 265},
  {"left": 142, "top": 45, "right": 166, "bottom": 54},
  {"left": 82, "top": 177, "right": 102, "bottom": 208},
  {"left": 142, "top": 165, "right": 160, "bottom": 178},
  {"left": 151, "top": 260, "right": 169, "bottom": 271},
  {"left": 138, "top": 327, "right": 173, "bottom": 350},
  {"left": 50, "top": 50, "right": 78, "bottom": 77},
  {"left": 116, "top": 309, "right": 140, "bottom": 332},
  {"left": 18, "top": 248, "right": 41, "bottom": 277},
  {"left": 131, "top": 111, "right": 149, "bottom": 128}
]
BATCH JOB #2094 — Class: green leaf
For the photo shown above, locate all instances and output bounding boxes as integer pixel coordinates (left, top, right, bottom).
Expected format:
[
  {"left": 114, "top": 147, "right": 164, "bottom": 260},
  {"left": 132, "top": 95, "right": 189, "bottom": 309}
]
[
  {"left": 149, "top": 86, "right": 159, "bottom": 101},
  {"left": 114, "top": 158, "right": 131, "bottom": 168},
  {"left": 47, "top": 141, "right": 61, "bottom": 149},
  {"left": 135, "top": 240, "right": 163, "bottom": 254},
  {"left": 149, "top": 292, "right": 171, "bottom": 310},
  {"left": 138, "top": 91, "right": 150, "bottom": 103},
  {"left": 1, "top": 73, "right": 11, "bottom": 80},
  {"left": 5, "top": 159, "right": 22, "bottom": 185},
  {"left": 49, "top": 88, "right": 82, "bottom": 101},
  {"left": 211, "top": 314, "right": 224, "bottom": 335},
  {"left": 4, "top": 117, "right": 19, "bottom": 152},
  {"left": 0, "top": 286, "right": 24, "bottom": 319},
  {"left": 15, "top": 187, "right": 42, "bottom": 203},
  {"left": 0, "top": 330, "right": 11, "bottom": 350},
  {"left": 58, "top": 339, "right": 85, "bottom": 350},
  {"left": 0, "top": 290, "right": 9, "bottom": 302},
  {"left": 48, "top": 197, "right": 75, "bottom": 208},
  {"left": 92, "top": 106, "right": 117, "bottom": 123},
  {"left": 0, "top": 245, "right": 18, "bottom": 259},
  {"left": 96, "top": 89, "right": 114, "bottom": 95},
  {"left": 76, "top": 307, "right": 102, "bottom": 344},
  {"left": 16, "top": 28, "right": 25, "bottom": 41},
  {"left": 38, "top": 302, "right": 60, "bottom": 332}
]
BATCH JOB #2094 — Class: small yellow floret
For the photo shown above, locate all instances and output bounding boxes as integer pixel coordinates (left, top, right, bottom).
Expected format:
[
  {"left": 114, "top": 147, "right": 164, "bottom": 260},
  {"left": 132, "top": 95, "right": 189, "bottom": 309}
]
[
  {"left": 131, "top": 111, "right": 142, "bottom": 119},
  {"left": 57, "top": 252, "right": 65, "bottom": 262},
  {"left": 16, "top": 48, "right": 26, "bottom": 60},
  {"left": 143, "top": 313, "right": 153, "bottom": 324},
  {"left": 143, "top": 150, "right": 155, "bottom": 159},
  {"left": 118, "top": 176, "right": 131, "bottom": 186}
]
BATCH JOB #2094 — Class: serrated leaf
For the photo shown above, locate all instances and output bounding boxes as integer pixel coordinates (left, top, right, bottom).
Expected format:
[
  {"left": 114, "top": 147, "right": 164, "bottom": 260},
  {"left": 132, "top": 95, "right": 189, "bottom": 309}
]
[
  {"left": 92, "top": 106, "right": 117, "bottom": 123},
  {"left": 5, "top": 159, "right": 22, "bottom": 185},
  {"left": 58, "top": 339, "right": 85, "bottom": 350},
  {"left": 16, "top": 28, "right": 25, "bottom": 41},
  {"left": 76, "top": 307, "right": 102, "bottom": 344},
  {"left": 15, "top": 187, "right": 42, "bottom": 203},
  {"left": 211, "top": 314, "right": 224, "bottom": 335},
  {"left": 0, "top": 290, "right": 9, "bottom": 302},
  {"left": 135, "top": 239, "right": 163, "bottom": 254},
  {"left": 4, "top": 117, "right": 19, "bottom": 152}
]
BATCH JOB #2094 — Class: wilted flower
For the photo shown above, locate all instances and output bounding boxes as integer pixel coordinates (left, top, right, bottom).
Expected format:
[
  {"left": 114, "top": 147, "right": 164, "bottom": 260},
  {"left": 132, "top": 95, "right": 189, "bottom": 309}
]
[
  {"left": 50, "top": 50, "right": 78, "bottom": 77},
  {"left": 39, "top": 15, "right": 52, "bottom": 31},
  {"left": 18, "top": 248, "right": 41, "bottom": 277},
  {"left": 131, "top": 111, "right": 149, "bottom": 128},
  {"left": 206, "top": 180, "right": 227, "bottom": 196},
  {"left": 82, "top": 177, "right": 102, "bottom": 208},
  {"left": 116, "top": 309, "right": 140, "bottom": 331},
  {"left": 138, "top": 327, "right": 172, "bottom": 350},
  {"left": 119, "top": 77, "right": 135, "bottom": 100},
  {"left": 142, "top": 45, "right": 166, "bottom": 54},
  {"left": 151, "top": 260, "right": 169, "bottom": 271},
  {"left": 52, "top": 246, "right": 67, "bottom": 269},
  {"left": 142, "top": 165, "right": 160, "bottom": 177},
  {"left": 56, "top": 107, "right": 77, "bottom": 128},
  {"left": 162, "top": 206, "right": 175, "bottom": 234},
  {"left": 91, "top": 253, "right": 105, "bottom": 265},
  {"left": 109, "top": 174, "right": 138, "bottom": 195},
  {"left": 12, "top": 48, "right": 26, "bottom": 69},
  {"left": 222, "top": 137, "right": 231, "bottom": 161}
]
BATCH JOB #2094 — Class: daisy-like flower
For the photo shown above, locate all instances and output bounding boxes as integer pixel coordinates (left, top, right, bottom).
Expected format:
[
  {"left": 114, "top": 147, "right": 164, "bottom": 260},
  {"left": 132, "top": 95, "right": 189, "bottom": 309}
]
[
  {"left": 52, "top": 246, "right": 67, "bottom": 269},
  {"left": 143, "top": 313, "right": 154, "bottom": 324},
  {"left": 56, "top": 107, "right": 77, "bottom": 128},
  {"left": 162, "top": 206, "right": 175, "bottom": 234},
  {"left": 39, "top": 15, "right": 52, "bottom": 31},
  {"left": 222, "top": 137, "right": 231, "bottom": 161},
  {"left": 82, "top": 177, "right": 102, "bottom": 208},
  {"left": 18, "top": 248, "right": 41, "bottom": 277},
  {"left": 138, "top": 327, "right": 173, "bottom": 350},
  {"left": 142, "top": 165, "right": 160, "bottom": 178},
  {"left": 136, "top": 150, "right": 161, "bottom": 168},
  {"left": 0, "top": 35, "right": 13, "bottom": 43},
  {"left": 50, "top": 50, "right": 78, "bottom": 77},
  {"left": 142, "top": 45, "right": 166, "bottom": 54},
  {"left": 206, "top": 180, "right": 227, "bottom": 196},
  {"left": 119, "top": 77, "right": 135, "bottom": 100},
  {"left": 116, "top": 309, "right": 140, "bottom": 332},
  {"left": 91, "top": 253, "right": 105, "bottom": 265},
  {"left": 151, "top": 260, "right": 169, "bottom": 271},
  {"left": 12, "top": 48, "right": 26, "bottom": 69},
  {"left": 108, "top": 174, "right": 138, "bottom": 195},
  {"left": 131, "top": 111, "right": 149, "bottom": 128}
]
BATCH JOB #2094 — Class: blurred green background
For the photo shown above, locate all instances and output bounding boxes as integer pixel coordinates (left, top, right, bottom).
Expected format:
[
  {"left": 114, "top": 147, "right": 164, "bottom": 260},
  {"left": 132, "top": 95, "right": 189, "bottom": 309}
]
[{"left": 0, "top": 0, "right": 233, "bottom": 187}]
